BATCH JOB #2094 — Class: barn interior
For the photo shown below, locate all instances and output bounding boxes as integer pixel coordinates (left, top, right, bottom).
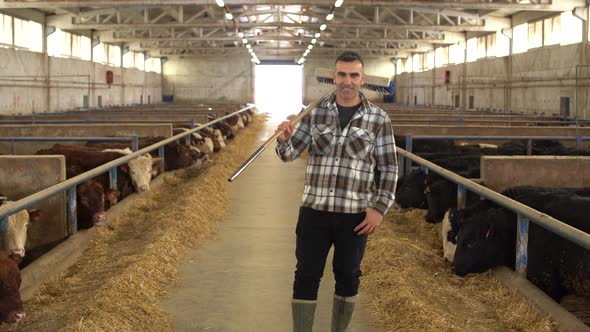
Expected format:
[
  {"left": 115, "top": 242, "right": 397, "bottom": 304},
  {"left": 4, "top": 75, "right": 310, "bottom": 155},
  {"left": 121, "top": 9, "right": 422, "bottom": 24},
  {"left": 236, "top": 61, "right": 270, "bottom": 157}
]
[{"left": 0, "top": 0, "right": 589, "bottom": 331}]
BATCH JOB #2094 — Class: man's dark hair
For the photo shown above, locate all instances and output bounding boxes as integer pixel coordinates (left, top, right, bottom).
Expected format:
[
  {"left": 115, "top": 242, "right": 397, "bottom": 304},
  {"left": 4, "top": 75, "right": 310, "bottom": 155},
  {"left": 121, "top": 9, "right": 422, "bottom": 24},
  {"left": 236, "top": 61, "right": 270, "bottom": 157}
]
[{"left": 335, "top": 51, "right": 364, "bottom": 66}]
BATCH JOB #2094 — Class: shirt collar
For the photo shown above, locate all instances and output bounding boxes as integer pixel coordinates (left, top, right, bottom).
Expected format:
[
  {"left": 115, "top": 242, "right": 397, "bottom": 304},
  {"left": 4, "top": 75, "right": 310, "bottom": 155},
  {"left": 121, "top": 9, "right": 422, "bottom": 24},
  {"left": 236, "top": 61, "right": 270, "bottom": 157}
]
[{"left": 324, "top": 90, "right": 370, "bottom": 118}]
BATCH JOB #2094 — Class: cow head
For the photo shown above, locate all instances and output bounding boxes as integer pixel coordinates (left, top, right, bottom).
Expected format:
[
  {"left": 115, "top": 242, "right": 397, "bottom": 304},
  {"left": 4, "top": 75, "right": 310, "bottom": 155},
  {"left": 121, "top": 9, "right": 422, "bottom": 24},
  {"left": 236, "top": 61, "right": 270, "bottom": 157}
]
[
  {"left": 394, "top": 169, "right": 428, "bottom": 209},
  {"left": 425, "top": 179, "right": 455, "bottom": 223},
  {"left": 1, "top": 203, "right": 42, "bottom": 259},
  {"left": 77, "top": 181, "right": 107, "bottom": 228},
  {"left": 452, "top": 207, "right": 514, "bottom": 276},
  {"left": 0, "top": 255, "right": 25, "bottom": 325},
  {"left": 120, "top": 154, "right": 155, "bottom": 193}
]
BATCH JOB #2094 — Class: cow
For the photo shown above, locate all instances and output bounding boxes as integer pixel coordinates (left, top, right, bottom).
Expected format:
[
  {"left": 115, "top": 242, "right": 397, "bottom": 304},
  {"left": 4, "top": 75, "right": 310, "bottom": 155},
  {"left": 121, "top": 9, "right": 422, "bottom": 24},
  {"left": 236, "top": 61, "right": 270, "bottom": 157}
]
[
  {"left": 394, "top": 168, "right": 429, "bottom": 209},
  {"left": 441, "top": 200, "right": 493, "bottom": 263},
  {"left": 36, "top": 144, "right": 158, "bottom": 194},
  {"left": 225, "top": 114, "right": 245, "bottom": 131},
  {"left": 452, "top": 187, "right": 590, "bottom": 302},
  {"left": 172, "top": 128, "right": 214, "bottom": 154},
  {"left": 76, "top": 180, "right": 107, "bottom": 229},
  {"left": 442, "top": 210, "right": 457, "bottom": 262},
  {"left": 88, "top": 137, "right": 210, "bottom": 171},
  {"left": 0, "top": 254, "right": 24, "bottom": 326},
  {"left": 424, "top": 174, "right": 481, "bottom": 224},
  {"left": 212, "top": 121, "right": 235, "bottom": 140},
  {"left": 0, "top": 201, "right": 42, "bottom": 262}
]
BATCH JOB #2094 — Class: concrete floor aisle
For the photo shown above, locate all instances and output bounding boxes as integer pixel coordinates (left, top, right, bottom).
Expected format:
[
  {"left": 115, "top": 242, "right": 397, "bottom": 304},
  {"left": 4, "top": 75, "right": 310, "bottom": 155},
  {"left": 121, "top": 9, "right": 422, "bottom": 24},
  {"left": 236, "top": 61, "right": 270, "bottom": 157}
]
[{"left": 162, "top": 122, "right": 383, "bottom": 332}]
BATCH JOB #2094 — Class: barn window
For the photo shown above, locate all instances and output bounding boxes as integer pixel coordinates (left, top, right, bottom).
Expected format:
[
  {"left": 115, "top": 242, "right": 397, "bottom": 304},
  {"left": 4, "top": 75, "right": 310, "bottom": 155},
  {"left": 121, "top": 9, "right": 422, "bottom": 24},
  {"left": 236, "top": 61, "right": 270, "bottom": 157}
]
[
  {"left": 476, "top": 35, "right": 486, "bottom": 59},
  {"left": 561, "top": 11, "right": 582, "bottom": 45},
  {"left": 0, "top": 14, "right": 13, "bottom": 46},
  {"left": 496, "top": 31, "right": 510, "bottom": 57},
  {"left": 513, "top": 23, "right": 528, "bottom": 54},
  {"left": 412, "top": 53, "right": 420, "bottom": 72},
  {"left": 80, "top": 36, "right": 91, "bottom": 61},
  {"left": 485, "top": 34, "right": 496, "bottom": 57},
  {"left": 108, "top": 44, "right": 121, "bottom": 67},
  {"left": 426, "top": 51, "right": 434, "bottom": 70},
  {"left": 450, "top": 42, "right": 465, "bottom": 64},
  {"left": 93, "top": 42, "right": 107, "bottom": 64},
  {"left": 123, "top": 51, "right": 134, "bottom": 68},
  {"left": 135, "top": 52, "right": 145, "bottom": 71},
  {"left": 466, "top": 37, "right": 477, "bottom": 62},
  {"left": 435, "top": 47, "right": 448, "bottom": 68},
  {"left": 396, "top": 58, "right": 404, "bottom": 74},
  {"left": 528, "top": 20, "right": 543, "bottom": 49},
  {"left": 544, "top": 15, "right": 560, "bottom": 46}
]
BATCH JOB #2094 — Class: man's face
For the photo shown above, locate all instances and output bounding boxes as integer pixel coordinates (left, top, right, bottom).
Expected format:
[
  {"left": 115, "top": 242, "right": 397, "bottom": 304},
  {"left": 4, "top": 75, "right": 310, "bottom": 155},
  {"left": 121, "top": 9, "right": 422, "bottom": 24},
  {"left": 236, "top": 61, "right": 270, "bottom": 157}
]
[{"left": 333, "top": 60, "right": 366, "bottom": 102}]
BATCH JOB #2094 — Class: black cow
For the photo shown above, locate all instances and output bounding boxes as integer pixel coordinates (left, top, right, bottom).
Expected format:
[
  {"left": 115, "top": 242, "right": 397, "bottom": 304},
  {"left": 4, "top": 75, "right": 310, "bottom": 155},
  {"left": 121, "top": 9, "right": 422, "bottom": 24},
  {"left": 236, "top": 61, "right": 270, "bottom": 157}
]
[
  {"left": 394, "top": 168, "right": 429, "bottom": 209},
  {"left": 453, "top": 186, "right": 590, "bottom": 301}
]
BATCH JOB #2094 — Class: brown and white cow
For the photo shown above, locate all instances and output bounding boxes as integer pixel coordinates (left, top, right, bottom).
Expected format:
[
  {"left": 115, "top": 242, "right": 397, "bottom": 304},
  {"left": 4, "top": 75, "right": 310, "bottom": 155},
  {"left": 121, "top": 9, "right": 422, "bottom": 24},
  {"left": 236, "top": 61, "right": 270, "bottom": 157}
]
[
  {"left": 0, "top": 254, "right": 25, "bottom": 326},
  {"left": 0, "top": 201, "right": 42, "bottom": 261},
  {"left": 76, "top": 180, "right": 107, "bottom": 229},
  {"left": 36, "top": 144, "right": 159, "bottom": 194}
]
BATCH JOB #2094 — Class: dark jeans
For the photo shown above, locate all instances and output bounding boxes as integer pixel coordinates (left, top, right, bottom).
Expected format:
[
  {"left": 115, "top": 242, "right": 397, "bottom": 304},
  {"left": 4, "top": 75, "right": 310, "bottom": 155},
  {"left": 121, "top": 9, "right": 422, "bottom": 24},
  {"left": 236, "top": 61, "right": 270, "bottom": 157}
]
[{"left": 293, "top": 207, "right": 368, "bottom": 300}]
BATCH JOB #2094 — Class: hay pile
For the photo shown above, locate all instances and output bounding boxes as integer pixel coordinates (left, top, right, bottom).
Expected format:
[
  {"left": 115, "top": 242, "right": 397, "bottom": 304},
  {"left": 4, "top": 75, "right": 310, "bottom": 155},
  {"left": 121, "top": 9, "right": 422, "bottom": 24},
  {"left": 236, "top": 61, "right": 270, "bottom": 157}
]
[
  {"left": 17, "top": 114, "right": 268, "bottom": 332},
  {"left": 361, "top": 208, "right": 556, "bottom": 331}
]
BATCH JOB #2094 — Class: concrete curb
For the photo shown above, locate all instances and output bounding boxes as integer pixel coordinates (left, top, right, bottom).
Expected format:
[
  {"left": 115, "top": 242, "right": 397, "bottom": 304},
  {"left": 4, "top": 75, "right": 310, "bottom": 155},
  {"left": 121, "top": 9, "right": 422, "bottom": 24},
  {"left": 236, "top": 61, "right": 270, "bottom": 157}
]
[
  {"left": 20, "top": 174, "right": 167, "bottom": 301},
  {"left": 492, "top": 266, "right": 590, "bottom": 332}
]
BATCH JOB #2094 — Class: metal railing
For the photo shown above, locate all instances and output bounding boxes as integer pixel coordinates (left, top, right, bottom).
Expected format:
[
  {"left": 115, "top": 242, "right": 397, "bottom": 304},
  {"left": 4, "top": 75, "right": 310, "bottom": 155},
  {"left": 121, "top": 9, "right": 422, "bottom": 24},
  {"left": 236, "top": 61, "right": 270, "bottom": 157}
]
[
  {"left": 0, "top": 105, "right": 255, "bottom": 236},
  {"left": 400, "top": 135, "right": 590, "bottom": 175},
  {"left": 0, "top": 137, "right": 139, "bottom": 155},
  {"left": 0, "top": 119, "right": 203, "bottom": 130},
  {"left": 386, "top": 118, "right": 590, "bottom": 126},
  {"left": 396, "top": 147, "right": 590, "bottom": 277}
]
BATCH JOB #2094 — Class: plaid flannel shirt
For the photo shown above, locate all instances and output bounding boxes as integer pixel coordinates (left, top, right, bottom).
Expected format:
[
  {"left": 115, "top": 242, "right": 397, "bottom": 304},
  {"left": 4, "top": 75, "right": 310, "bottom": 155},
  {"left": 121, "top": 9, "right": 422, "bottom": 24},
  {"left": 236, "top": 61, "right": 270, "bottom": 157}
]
[{"left": 276, "top": 91, "right": 398, "bottom": 215}]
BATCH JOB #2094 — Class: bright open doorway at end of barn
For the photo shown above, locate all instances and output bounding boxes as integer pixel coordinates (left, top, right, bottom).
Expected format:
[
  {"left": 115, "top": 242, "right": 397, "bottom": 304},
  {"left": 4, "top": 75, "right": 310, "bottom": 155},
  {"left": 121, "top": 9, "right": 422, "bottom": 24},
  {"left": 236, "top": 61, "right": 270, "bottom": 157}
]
[{"left": 254, "top": 64, "right": 303, "bottom": 123}]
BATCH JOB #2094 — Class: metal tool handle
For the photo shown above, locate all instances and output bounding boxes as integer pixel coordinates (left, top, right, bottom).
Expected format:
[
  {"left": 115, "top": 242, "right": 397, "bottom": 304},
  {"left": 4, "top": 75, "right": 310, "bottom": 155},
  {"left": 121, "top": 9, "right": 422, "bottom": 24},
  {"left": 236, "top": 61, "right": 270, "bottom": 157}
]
[{"left": 228, "top": 88, "right": 335, "bottom": 182}]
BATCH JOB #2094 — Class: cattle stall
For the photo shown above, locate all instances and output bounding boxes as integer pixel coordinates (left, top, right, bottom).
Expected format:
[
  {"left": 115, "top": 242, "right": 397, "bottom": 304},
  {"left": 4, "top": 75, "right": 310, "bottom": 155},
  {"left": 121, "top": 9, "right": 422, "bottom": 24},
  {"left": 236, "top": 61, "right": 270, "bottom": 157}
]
[
  {"left": 0, "top": 124, "right": 173, "bottom": 155},
  {"left": 398, "top": 134, "right": 590, "bottom": 175},
  {"left": 0, "top": 105, "right": 255, "bottom": 312},
  {"left": 395, "top": 147, "right": 590, "bottom": 330}
]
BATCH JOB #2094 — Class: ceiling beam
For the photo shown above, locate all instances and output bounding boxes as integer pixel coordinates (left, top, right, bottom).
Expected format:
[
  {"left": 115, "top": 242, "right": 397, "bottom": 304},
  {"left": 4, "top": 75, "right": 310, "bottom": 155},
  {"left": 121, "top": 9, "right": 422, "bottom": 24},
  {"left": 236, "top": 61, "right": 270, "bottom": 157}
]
[
  {"left": 46, "top": 21, "right": 499, "bottom": 32},
  {"left": 1, "top": 0, "right": 585, "bottom": 11},
  {"left": 105, "top": 35, "right": 444, "bottom": 43}
]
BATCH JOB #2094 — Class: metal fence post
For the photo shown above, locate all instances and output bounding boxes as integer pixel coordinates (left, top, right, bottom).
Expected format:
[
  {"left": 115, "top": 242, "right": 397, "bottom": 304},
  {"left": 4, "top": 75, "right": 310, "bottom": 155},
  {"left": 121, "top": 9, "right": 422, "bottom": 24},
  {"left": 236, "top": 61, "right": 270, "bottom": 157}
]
[
  {"left": 516, "top": 213, "right": 529, "bottom": 277},
  {"left": 457, "top": 184, "right": 466, "bottom": 210},
  {"left": 67, "top": 187, "right": 77, "bottom": 236},
  {"left": 158, "top": 146, "right": 166, "bottom": 172},
  {"left": 109, "top": 168, "right": 117, "bottom": 191},
  {"left": 131, "top": 135, "right": 139, "bottom": 152},
  {"left": 405, "top": 135, "right": 413, "bottom": 174},
  {"left": 526, "top": 139, "right": 532, "bottom": 155}
]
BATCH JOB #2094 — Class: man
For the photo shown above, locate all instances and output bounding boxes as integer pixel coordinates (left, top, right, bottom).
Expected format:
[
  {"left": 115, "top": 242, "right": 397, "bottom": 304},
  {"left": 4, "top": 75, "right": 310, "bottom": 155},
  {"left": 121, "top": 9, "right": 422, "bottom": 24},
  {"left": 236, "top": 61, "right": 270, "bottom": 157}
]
[{"left": 275, "top": 51, "right": 398, "bottom": 332}]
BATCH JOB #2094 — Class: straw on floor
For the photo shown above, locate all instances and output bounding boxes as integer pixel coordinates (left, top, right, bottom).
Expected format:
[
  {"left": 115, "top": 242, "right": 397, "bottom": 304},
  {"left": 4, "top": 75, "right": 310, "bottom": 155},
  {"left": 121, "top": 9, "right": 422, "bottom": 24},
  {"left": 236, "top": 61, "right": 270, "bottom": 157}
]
[
  {"left": 17, "top": 113, "right": 268, "bottom": 332},
  {"left": 361, "top": 208, "right": 556, "bottom": 331}
]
